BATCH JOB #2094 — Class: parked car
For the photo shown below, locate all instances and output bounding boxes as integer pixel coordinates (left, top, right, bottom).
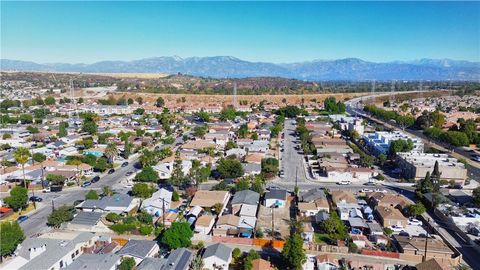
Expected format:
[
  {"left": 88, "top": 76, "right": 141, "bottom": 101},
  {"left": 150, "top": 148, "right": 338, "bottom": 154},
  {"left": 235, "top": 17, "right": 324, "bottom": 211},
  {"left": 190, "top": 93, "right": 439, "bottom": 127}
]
[
  {"left": 81, "top": 181, "right": 92, "bottom": 188},
  {"left": 108, "top": 169, "right": 115, "bottom": 174},
  {"left": 390, "top": 225, "right": 404, "bottom": 232},
  {"left": 17, "top": 215, "right": 28, "bottom": 223},
  {"left": 42, "top": 187, "right": 51, "bottom": 193},
  {"left": 125, "top": 171, "right": 134, "bottom": 177},
  {"left": 337, "top": 180, "right": 352, "bottom": 185},
  {"left": 361, "top": 188, "right": 373, "bottom": 193},
  {"left": 73, "top": 200, "right": 84, "bottom": 206},
  {"left": 91, "top": 176, "right": 100, "bottom": 183},
  {"left": 408, "top": 218, "right": 423, "bottom": 226},
  {"left": 121, "top": 162, "right": 129, "bottom": 167},
  {"left": 29, "top": 196, "right": 42, "bottom": 202}
]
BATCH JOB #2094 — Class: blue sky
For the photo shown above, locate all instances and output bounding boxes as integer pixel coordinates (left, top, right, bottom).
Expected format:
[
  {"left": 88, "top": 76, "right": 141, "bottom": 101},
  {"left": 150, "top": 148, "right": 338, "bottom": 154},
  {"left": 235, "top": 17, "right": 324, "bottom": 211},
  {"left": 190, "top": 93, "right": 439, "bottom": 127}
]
[{"left": 1, "top": 1, "right": 479, "bottom": 63}]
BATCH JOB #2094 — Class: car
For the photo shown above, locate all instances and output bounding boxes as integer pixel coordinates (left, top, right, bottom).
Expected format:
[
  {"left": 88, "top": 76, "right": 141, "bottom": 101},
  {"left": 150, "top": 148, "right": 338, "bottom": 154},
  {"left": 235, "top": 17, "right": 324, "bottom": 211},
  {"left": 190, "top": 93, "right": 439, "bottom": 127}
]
[
  {"left": 408, "top": 218, "right": 423, "bottom": 226},
  {"left": 337, "top": 180, "right": 351, "bottom": 185},
  {"left": 108, "top": 169, "right": 115, "bottom": 174},
  {"left": 42, "top": 187, "right": 51, "bottom": 193},
  {"left": 125, "top": 171, "right": 134, "bottom": 177},
  {"left": 29, "top": 196, "right": 42, "bottom": 202},
  {"left": 91, "top": 176, "right": 100, "bottom": 183},
  {"left": 121, "top": 162, "right": 129, "bottom": 167},
  {"left": 81, "top": 181, "right": 92, "bottom": 188},
  {"left": 17, "top": 215, "right": 28, "bottom": 223},
  {"left": 399, "top": 231, "right": 410, "bottom": 237},
  {"left": 470, "top": 155, "right": 480, "bottom": 162},
  {"left": 361, "top": 188, "right": 373, "bottom": 193},
  {"left": 363, "top": 182, "right": 376, "bottom": 186},
  {"left": 389, "top": 225, "right": 404, "bottom": 232}
]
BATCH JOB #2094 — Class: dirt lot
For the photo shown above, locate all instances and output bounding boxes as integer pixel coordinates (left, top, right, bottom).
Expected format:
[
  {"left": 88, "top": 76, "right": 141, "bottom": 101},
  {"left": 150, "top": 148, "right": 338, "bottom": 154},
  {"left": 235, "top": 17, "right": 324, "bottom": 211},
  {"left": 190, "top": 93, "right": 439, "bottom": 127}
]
[
  {"left": 256, "top": 200, "right": 292, "bottom": 240},
  {"left": 108, "top": 92, "right": 371, "bottom": 107}
]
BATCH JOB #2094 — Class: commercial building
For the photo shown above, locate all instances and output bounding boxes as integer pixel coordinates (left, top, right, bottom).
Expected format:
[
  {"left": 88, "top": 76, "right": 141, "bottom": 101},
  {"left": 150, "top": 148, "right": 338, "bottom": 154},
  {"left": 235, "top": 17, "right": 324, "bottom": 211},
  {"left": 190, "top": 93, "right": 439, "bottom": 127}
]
[
  {"left": 396, "top": 152, "right": 467, "bottom": 185},
  {"left": 363, "top": 131, "right": 424, "bottom": 155}
]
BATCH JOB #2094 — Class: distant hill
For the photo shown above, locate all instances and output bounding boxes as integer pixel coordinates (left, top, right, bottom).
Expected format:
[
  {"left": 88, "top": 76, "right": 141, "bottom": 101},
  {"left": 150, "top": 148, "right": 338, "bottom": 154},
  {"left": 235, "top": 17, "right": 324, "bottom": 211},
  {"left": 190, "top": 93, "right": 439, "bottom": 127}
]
[{"left": 1, "top": 56, "right": 479, "bottom": 80}]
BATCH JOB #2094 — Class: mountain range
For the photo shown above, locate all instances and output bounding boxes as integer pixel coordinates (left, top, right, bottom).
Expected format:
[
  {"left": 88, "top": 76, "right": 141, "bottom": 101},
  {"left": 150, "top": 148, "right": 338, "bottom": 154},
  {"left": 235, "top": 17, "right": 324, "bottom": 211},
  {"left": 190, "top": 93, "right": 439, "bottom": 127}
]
[{"left": 1, "top": 56, "right": 479, "bottom": 81}]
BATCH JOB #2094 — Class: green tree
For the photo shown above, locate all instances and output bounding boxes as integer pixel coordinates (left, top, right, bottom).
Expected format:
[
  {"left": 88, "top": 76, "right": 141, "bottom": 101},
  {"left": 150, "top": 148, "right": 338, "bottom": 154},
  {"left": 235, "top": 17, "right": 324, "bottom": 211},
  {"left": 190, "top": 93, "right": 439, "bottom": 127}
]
[
  {"left": 225, "top": 141, "right": 238, "bottom": 151},
  {"left": 237, "top": 124, "right": 248, "bottom": 138},
  {"left": 58, "top": 121, "right": 68, "bottom": 137},
  {"left": 431, "top": 160, "right": 442, "bottom": 192},
  {"left": 261, "top": 158, "right": 279, "bottom": 178},
  {"left": 46, "top": 174, "right": 66, "bottom": 186},
  {"left": 281, "top": 233, "right": 306, "bottom": 270},
  {"left": 195, "top": 111, "right": 211, "bottom": 122},
  {"left": 251, "top": 176, "right": 265, "bottom": 195},
  {"left": 419, "top": 171, "right": 433, "bottom": 194},
  {"left": 137, "top": 211, "right": 153, "bottom": 224},
  {"left": 4, "top": 186, "right": 28, "bottom": 211},
  {"left": 105, "top": 212, "right": 121, "bottom": 223},
  {"left": 85, "top": 190, "right": 99, "bottom": 200},
  {"left": 194, "top": 125, "right": 208, "bottom": 138},
  {"left": 220, "top": 106, "right": 237, "bottom": 121},
  {"left": 243, "top": 249, "right": 261, "bottom": 270},
  {"left": 94, "top": 157, "right": 109, "bottom": 172},
  {"left": 232, "top": 248, "right": 242, "bottom": 261},
  {"left": 217, "top": 158, "right": 244, "bottom": 178},
  {"left": 44, "top": 96, "right": 56, "bottom": 105},
  {"left": 118, "top": 257, "right": 136, "bottom": 270},
  {"left": 82, "top": 120, "right": 97, "bottom": 135},
  {"left": 404, "top": 203, "right": 426, "bottom": 217},
  {"left": 377, "top": 154, "right": 387, "bottom": 166},
  {"left": 135, "top": 166, "right": 159, "bottom": 182},
  {"left": 14, "top": 147, "right": 31, "bottom": 189},
  {"left": 161, "top": 222, "right": 193, "bottom": 249},
  {"left": 0, "top": 221, "right": 24, "bottom": 258},
  {"left": 388, "top": 139, "right": 414, "bottom": 158},
  {"left": 47, "top": 206, "right": 74, "bottom": 228},
  {"left": 132, "top": 183, "right": 155, "bottom": 198},
  {"left": 235, "top": 178, "right": 250, "bottom": 191},
  {"left": 139, "top": 149, "right": 157, "bottom": 167},
  {"left": 104, "top": 143, "right": 118, "bottom": 163},
  {"left": 155, "top": 96, "right": 165, "bottom": 107}
]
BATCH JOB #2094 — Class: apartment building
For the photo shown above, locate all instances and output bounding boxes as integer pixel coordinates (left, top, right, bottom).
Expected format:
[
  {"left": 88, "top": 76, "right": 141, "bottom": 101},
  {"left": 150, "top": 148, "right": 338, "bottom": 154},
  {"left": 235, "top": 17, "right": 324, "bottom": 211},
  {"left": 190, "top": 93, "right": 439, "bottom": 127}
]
[{"left": 363, "top": 131, "right": 424, "bottom": 155}]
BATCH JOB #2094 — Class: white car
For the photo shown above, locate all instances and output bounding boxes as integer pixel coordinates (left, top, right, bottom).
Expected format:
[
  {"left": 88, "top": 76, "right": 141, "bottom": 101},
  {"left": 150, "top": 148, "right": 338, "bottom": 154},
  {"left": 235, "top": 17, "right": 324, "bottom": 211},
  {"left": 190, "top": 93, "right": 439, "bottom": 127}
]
[
  {"left": 408, "top": 218, "right": 423, "bottom": 226},
  {"left": 337, "top": 180, "right": 351, "bottom": 185},
  {"left": 390, "top": 225, "right": 404, "bottom": 232},
  {"left": 361, "top": 188, "right": 373, "bottom": 193},
  {"left": 42, "top": 187, "right": 51, "bottom": 193}
]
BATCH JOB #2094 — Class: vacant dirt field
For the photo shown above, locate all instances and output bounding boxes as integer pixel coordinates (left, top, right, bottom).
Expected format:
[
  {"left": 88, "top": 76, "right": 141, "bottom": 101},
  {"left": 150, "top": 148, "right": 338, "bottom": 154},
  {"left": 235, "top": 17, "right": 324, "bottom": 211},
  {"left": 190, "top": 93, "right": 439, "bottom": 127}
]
[
  {"left": 256, "top": 201, "right": 292, "bottom": 240},
  {"left": 106, "top": 92, "right": 372, "bottom": 107}
]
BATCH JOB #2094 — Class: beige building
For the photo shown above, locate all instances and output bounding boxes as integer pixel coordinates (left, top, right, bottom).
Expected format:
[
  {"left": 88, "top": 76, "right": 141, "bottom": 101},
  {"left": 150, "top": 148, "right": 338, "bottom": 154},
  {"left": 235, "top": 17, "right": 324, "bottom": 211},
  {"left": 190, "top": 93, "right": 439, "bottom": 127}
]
[
  {"left": 395, "top": 235, "right": 455, "bottom": 261},
  {"left": 396, "top": 152, "right": 467, "bottom": 185},
  {"left": 375, "top": 206, "right": 408, "bottom": 227}
]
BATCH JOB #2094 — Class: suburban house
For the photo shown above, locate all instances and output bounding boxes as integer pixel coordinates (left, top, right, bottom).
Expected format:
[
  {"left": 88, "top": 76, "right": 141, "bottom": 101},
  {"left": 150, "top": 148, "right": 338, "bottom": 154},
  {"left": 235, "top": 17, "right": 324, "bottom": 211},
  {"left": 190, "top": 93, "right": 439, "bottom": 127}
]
[
  {"left": 331, "top": 190, "right": 357, "bottom": 206},
  {"left": 264, "top": 189, "right": 288, "bottom": 208},
  {"left": 214, "top": 215, "right": 241, "bottom": 236},
  {"left": 394, "top": 235, "right": 455, "bottom": 261},
  {"left": 231, "top": 190, "right": 260, "bottom": 215},
  {"left": 190, "top": 190, "right": 230, "bottom": 209},
  {"left": 76, "top": 194, "right": 139, "bottom": 215},
  {"left": 375, "top": 206, "right": 408, "bottom": 227},
  {"left": 251, "top": 258, "right": 274, "bottom": 270},
  {"left": 66, "top": 212, "right": 109, "bottom": 232},
  {"left": 202, "top": 243, "right": 233, "bottom": 270},
  {"left": 194, "top": 215, "right": 216, "bottom": 234},
  {"left": 140, "top": 188, "right": 173, "bottom": 217},
  {"left": 64, "top": 253, "right": 120, "bottom": 270},
  {"left": 137, "top": 248, "right": 194, "bottom": 270},
  {"left": 369, "top": 192, "right": 411, "bottom": 210},
  {"left": 3, "top": 232, "right": 99, "bottom": 270},
  {"left": 116, "top": 240, "right": 160, "bottom": 265}
]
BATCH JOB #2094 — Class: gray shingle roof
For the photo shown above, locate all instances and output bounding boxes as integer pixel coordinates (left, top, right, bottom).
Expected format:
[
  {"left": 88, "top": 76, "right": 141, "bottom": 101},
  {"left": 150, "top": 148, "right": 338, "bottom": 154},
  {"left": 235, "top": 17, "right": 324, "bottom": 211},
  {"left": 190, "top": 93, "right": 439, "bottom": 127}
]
[
  {"left": 65, "top": 253, "right": 120, "bottom": 270},
  {"left": 300, "top": 188, "right": 326, "bottom": 202},
  {"left": 164, "top": 248, "right": 194, "bottom": 270},
  {"left": 138, "top": 258, "right": 167, "bottom": 270},
  {"left": 70, "top": 212, "right": 103, "bottom": 226},
  {"left": 80, "top": 194, "right": 132, "bottom": 210},
  {"left": 202, "top": 243, "right": 232, "bottom": 262},
  {"left": 116, "top": 240, "right": 158, "bottom": 259},
  {"left": 265, "top": 189, "right": 287, "bottom": 200},
  {"left": 18, "top": 232, "right": 96, "bottom": 270},
  {"left": 231, "top": 190, "right": 260, "bottom": 205}
]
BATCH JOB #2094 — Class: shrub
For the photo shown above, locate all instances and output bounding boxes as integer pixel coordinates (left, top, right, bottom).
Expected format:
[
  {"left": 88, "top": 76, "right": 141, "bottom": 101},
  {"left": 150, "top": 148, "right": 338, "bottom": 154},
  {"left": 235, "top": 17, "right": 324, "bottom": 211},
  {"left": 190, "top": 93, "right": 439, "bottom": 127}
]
[
  {"left": 172, "top": 190, "right": 180, "bottom": 201},
  {"left": 105, "top": 213, "right": 121, "bottom": 223},
  {"left": 137, "top": 211, "right": 153, "bottom": 224},
  {"left": 109, "top": 223, "right": 136, "bottom": 234},
  {"left": 139, "top": 225, "right": 153, "bottom": 235}
]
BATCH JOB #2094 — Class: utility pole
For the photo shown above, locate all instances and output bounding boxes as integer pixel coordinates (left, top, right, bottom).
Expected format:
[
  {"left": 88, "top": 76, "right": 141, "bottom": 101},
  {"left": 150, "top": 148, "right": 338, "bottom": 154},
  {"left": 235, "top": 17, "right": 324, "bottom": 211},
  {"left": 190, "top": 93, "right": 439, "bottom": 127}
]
[
  {"left": 162, "top": 197, "right": 166, "bottom": 227},
  {"left": 423, "top": 218, "right": 430, "bottom": 262},
  {"left": 271, "top": 206, "right": 275, "bottom": 240}
]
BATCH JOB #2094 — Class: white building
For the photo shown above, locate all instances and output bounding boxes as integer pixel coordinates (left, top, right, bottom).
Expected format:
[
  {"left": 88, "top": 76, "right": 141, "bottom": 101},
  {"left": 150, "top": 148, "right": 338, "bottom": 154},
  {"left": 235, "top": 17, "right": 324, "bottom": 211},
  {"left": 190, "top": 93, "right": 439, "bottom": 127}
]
[
  {"left": 202, "top": 243, "right": 233, "bottom": 270},
  {"left": 362, "top": 131, "right": 424, "bottom": 156},
  {"left": 141, "top": 188, "right": 173, "bottom": 217}
]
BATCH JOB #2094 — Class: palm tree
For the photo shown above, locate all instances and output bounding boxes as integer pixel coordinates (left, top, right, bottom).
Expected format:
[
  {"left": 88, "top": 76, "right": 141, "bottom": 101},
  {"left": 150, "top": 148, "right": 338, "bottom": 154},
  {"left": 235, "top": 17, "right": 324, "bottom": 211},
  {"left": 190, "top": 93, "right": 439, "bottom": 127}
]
[
  {"left": 32, "top": 153, "right": 46, "bottom": 188},
  {"left": 104, "top": 143, "right": 118, "bottom": 164},
  {"left": 14, "top": 147, "right": 31, "bottom": 189},
  {"left": 69, "top": 159, "right": 83, "bottom": 186}
]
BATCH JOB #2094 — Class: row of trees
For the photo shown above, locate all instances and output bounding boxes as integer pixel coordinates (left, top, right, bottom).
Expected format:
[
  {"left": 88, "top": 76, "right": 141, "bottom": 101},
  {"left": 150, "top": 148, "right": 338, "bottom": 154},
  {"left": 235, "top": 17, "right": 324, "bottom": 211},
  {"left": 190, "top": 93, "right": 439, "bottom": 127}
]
[{"left": 363, "top": 104, "right": 416, "bottom": 129}]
